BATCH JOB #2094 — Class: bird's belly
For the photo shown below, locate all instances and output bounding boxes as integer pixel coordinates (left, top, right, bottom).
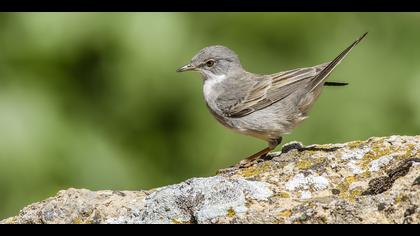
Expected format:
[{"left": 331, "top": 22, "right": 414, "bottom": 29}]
[
  {"left": 207, "top": 104, "right": 289, "bottom": 141},
  {"left": 206, "top": 100, "right": 307, "bottom": 141}
]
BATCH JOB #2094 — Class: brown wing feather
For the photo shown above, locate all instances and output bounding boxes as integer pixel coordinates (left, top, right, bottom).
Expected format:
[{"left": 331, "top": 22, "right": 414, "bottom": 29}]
[{"left": 224, "top": 67, "right": 320, "bottom": 118}]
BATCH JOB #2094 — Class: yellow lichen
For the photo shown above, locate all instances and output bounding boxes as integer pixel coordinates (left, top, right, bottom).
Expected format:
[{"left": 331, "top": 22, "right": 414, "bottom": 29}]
[
  {"left": 394, "top": 194, "right": 408, "bottom": 204},
  {"left": 72, "top": 217, "right": 83, "bottom": 224},
  {"left": 171, "top": 219, "right": 183, "bottom": 224},
  {"left": 239, "top": 162, "right": 271, "bottom": 177},
  {"left": 227, "top": 208, "right": 236, "bottom": 217},
  {"left": 360, "top": 171, "right": 371, "bottom": 179},
  {"left": 302, "top": 150, "right": 318, "bottom": 156},
  {"left": 350, "top": 187, "right": 363, "bottom": 198},
  {"left": 297, "top": 160, "right": 313, "bottom": 170},
  {"left": 279, "top": 210, "right": 292, "bottom": 218},
  {"left": 337, "top": 176, "right": 359, "bottom": 201},
  {"left": 347, "top": 140, "right": 364, "bottom": 149},
  {"left": 72, "top": 217, "right": 95, "bottom": 224},
  {"left": 276, "top": 192, "right": 290, "bottom": 198},
  {"left": 396, "top": 144, "right": 416, "bottom": 160},
  {"left": 296, "top": 157, "right": 326, "bottom": 170},
  {"left": 360, "top": 142, "right": 394, "bottom": 170},
  {"left": 394, "top": 195, "right": 403, "bottom": 204},
  {"left": 345, "top": 176, "right": 356, "bottom": 185}
]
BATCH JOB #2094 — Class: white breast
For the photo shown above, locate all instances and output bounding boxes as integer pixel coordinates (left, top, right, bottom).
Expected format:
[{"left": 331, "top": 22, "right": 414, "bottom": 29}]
[{"left": 203, "top": 74, "right": 226, "bottom": 99}]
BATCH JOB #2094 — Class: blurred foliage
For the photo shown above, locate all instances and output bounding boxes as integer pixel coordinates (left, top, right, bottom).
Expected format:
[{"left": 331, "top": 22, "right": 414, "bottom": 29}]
[{"left": 0, "top": 13, "right": 419, "bottom": 218}]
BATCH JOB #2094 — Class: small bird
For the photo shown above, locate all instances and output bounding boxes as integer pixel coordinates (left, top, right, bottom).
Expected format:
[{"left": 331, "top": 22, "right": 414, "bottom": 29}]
[{"left": 177, "top": 32, "right": 367, "bottom": 168}]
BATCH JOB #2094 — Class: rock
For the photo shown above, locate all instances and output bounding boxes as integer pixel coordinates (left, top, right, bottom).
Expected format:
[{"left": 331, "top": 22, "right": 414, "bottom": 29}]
[{"left": 1, "top": 135, "right": 419, "bottom": 224}]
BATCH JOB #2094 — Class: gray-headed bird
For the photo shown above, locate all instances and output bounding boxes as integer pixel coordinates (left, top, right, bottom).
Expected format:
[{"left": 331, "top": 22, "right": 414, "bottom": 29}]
[{"left": 177, "top": 32, "right": 367, "bottom": 168}]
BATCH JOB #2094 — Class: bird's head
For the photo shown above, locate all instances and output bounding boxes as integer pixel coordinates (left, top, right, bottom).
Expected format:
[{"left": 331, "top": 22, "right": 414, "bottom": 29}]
[{"left": 176, "top": 45, "right": 243, "bottom": 80}]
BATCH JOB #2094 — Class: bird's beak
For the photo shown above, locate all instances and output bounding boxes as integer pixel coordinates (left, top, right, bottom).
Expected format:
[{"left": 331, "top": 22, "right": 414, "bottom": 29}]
[{"left": 176, "top": 63, "right": 196, "bottom": 72}]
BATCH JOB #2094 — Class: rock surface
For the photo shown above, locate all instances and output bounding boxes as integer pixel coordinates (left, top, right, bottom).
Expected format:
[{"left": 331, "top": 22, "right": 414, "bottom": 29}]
[{"left": 1, "top": 135, "right": 419, "bottom": 224}]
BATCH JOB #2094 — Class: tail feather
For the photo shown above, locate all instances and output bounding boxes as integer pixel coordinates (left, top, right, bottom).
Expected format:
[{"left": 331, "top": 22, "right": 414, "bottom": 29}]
[
  {"left": 324, "top": 82, "right": 349, "bottom": 86},
  {"left": 309, "top": 32, "right": 367, "bottom": 92}
]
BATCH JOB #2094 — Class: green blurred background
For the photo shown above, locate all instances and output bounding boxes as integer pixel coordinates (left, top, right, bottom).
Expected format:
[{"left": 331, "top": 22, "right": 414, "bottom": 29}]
[{"left": 0, "top": 12, "right": 419, "bottom": 218}]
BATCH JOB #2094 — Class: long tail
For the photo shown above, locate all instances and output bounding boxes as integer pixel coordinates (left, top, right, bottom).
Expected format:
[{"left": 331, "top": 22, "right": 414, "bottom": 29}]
[
  {"left": 324, "top": 81, "right": 349, "bottom": 86},
  {"left": 309, "top": 32, "right": 368, "bottom": 93}
]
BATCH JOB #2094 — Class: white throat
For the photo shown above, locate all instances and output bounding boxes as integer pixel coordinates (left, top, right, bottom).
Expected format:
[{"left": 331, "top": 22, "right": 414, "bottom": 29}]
[{"left": 203, "top": 74, "right": 226, "bottom": 99}]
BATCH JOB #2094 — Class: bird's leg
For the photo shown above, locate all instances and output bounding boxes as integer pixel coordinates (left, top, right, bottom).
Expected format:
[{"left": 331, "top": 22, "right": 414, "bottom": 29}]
[
  {"left": 217, "top": 137, "right": 283, "bottom": 174},
  {"left": 218, "top": 147, "right": 273, "bottom": 173},
  {"left": 237, "top": 137, "right": 283, "bottom": 168},
  {"left": 241, "top": 147, "right": 273, "bottom": 163},
  {"left": 262, "top": 137, "right": 283, "bottom": 159},
  {"left": 217, "top": 146, "right": 273, "bottom": 174}
]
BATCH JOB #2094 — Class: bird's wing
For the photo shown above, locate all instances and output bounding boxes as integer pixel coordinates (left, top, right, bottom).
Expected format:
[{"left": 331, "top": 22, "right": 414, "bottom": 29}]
[
  {"left": 222, "top": 32, "right": 368, "bottom": 118},
  {"left": 221, "top": 67, "right": 321, "bottom": 118}
]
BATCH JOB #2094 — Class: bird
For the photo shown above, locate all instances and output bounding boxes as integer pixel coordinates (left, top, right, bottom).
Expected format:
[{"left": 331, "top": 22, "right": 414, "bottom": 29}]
[{"left": 176, "top": 32, "right": 367, "bottom": 168}]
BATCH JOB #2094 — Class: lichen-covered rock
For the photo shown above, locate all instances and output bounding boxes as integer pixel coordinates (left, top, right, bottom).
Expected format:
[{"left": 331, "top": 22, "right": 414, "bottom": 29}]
[{"left": 1, "top": 135, "right": 419, "bottom": 224}]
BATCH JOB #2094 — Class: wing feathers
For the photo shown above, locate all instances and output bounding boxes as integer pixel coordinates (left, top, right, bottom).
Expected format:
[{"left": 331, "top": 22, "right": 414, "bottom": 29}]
[{"left": 221, "top": 32, "right": 367, "bottom": 118}]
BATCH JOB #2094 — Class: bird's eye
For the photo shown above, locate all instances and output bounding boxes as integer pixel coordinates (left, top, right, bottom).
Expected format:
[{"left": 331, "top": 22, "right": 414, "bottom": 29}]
[{"left": 205, "top": 60, "right": 215, "bottom": 67}]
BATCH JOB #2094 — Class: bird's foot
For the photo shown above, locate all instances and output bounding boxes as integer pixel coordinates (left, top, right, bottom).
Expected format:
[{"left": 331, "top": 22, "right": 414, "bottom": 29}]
[
  {"left": 216, "top": 144, "right": 277, "bottom": 175},
  {"left": 216, "top": 166, "right": 237, "bottom": 175},
  {"left": 216, "top": 153, "right": 269, "bottom": 175},
  {"left": 216, "top": 160, "right": 256, "bottom": 175}
]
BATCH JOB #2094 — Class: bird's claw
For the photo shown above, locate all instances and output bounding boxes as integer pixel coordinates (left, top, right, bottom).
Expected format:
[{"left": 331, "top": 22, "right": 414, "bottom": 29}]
[{"left": 216, "top": 159, "right": 257, "bottom": 175}]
